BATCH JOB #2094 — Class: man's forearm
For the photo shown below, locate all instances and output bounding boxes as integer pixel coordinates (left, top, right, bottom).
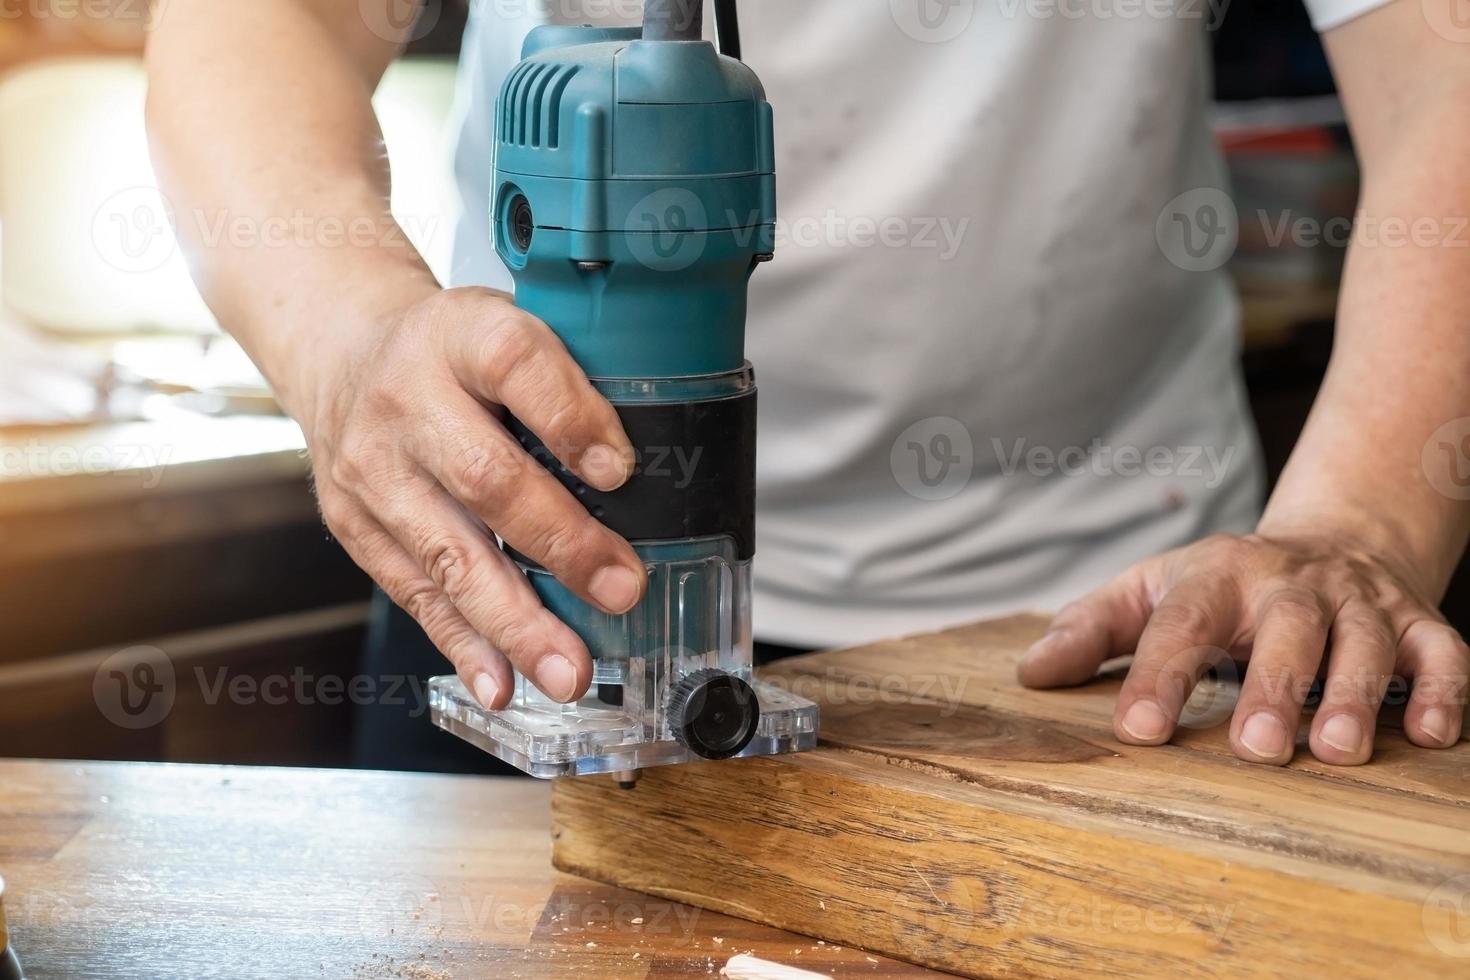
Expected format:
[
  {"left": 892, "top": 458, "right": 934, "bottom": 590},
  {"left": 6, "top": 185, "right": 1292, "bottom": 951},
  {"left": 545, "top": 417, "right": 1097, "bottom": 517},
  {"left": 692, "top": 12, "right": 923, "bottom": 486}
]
[
  {"left": 1260, "top": 44, "right": 1470, "bottom": 601},
  {"left": 145, "top": 0, "right": 437, "bottom": 422}
]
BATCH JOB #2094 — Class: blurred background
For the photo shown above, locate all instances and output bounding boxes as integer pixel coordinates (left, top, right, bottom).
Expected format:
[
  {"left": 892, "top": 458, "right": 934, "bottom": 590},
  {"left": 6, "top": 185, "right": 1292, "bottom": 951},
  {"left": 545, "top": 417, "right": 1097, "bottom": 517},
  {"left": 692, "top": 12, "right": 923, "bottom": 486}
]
[{"left": 0, "top": 1, "right": 1464, "bottom": 768}]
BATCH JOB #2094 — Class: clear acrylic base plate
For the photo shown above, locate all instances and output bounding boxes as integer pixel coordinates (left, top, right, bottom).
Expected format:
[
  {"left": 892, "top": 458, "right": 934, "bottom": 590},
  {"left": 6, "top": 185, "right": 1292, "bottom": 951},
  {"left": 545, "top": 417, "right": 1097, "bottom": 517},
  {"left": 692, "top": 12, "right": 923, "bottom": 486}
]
[{"left": 429, "top": 675, "right": 819, "bottom": 779}]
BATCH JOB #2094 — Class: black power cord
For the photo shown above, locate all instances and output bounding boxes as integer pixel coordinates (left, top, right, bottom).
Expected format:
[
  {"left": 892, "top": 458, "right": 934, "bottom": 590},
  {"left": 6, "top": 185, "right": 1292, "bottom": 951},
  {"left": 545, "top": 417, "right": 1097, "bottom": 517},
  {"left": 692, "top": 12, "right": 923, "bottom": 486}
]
[{"left": 714, "top": 0, "right": 741, "bottom": 60}]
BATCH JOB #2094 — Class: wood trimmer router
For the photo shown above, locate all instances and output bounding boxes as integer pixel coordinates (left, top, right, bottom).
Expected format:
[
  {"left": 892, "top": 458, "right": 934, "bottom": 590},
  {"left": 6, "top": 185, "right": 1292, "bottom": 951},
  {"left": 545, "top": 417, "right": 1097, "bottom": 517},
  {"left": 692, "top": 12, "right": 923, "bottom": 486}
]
[{"left": 429, "top": 0, "right": 819, "bottom": 782}]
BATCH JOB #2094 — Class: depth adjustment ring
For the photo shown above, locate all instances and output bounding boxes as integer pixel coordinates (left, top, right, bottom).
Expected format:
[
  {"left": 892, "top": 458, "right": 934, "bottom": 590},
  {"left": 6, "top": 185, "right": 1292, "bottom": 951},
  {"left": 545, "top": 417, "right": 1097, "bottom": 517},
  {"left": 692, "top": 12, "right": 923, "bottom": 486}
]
[{"left": 666, "top": 668, "right": 761, "bottom": 760}]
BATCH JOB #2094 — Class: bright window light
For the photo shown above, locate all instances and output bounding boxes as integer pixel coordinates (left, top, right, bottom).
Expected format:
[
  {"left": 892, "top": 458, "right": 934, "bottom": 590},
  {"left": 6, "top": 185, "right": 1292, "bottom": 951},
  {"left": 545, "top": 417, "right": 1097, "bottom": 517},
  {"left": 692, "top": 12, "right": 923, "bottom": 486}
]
[{"left": 0, "top": 56, "right": 460, "bottom": 336}]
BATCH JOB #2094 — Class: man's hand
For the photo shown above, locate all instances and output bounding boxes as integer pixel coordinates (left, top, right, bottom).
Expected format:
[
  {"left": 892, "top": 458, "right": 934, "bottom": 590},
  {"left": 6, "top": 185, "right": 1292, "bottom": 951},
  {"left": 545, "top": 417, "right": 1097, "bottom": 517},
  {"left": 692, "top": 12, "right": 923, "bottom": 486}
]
[
  {"left": 305, "top": 287, "right": 648, "bottom": 711},
  {"left": 1016, "top": 3, "right": 1470, "bottom": 767},
  {"left": 1018, "top": 532, "right": 1469, "bottom": 765},
  {"left": 147, "top": 2, "right": 655, "bottom": 710}
]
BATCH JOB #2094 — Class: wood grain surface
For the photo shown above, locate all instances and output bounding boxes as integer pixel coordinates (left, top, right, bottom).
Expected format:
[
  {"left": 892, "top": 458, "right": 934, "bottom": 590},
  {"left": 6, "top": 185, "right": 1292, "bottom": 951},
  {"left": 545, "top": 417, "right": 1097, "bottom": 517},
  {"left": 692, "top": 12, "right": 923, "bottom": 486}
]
[
  {"left": 0, "top": 759, "right": 940, "bottom": 979},
  {"left": 553, "top": 614, "right": 1470, "bottom": 978}
]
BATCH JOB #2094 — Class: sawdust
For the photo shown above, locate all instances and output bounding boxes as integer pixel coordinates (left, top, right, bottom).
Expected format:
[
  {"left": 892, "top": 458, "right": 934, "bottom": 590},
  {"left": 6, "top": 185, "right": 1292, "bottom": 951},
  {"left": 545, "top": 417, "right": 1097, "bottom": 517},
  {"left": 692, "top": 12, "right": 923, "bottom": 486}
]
[{"left": 396, "top": 967, "right": 452, "bottom": 980}]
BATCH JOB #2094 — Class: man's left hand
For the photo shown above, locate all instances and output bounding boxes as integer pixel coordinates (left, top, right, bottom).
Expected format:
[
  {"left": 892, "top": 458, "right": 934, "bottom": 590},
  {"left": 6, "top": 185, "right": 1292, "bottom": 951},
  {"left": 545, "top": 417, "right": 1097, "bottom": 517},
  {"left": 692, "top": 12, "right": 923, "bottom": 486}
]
[{"left": 1017, "top": 531, "right": 1468, "bottom": 765}]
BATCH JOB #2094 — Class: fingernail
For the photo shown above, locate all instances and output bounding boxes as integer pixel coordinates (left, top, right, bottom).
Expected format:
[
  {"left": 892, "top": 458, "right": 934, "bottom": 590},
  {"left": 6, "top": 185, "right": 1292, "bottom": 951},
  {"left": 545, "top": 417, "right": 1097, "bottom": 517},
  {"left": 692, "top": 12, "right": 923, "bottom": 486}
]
[
  {"left": 581, "top": 443, "right": 632, "bottom": 492},
  {"left": 1319, "top": 714, "right": 1364, "bottom": 755},
  {"left": 1119, "top": 700, "right": 1169, "bottom": 742},
  {"left": 472, "top": 673, "right": 501, "bottom": 710},
  {"left": 1420, "top": 707, "right": 1454, "bottom": 746},
  {"left": 589, "top": 565, "right": 642, "bottom": 614},
  {"left": 535, "top": 653, "right": 580, "bottom": 703},
  {"left": 1241, "top": 712, "right": 1289, "bottom": 759}
]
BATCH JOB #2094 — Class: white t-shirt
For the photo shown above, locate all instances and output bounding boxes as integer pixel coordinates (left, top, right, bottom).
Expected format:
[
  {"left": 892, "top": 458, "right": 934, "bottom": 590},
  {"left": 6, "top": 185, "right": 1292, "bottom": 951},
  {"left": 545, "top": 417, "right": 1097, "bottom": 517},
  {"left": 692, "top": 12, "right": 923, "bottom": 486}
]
[{"left": 449, "top": 0, "right": 1386, "bottom": 647}]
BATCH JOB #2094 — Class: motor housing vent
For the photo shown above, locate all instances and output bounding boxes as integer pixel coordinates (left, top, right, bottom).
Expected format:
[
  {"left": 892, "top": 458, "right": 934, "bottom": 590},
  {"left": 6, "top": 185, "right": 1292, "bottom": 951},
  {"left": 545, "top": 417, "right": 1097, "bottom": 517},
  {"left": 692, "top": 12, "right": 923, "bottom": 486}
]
[{"left": 499, "top": 62, "right": 580, "bottom": 149}]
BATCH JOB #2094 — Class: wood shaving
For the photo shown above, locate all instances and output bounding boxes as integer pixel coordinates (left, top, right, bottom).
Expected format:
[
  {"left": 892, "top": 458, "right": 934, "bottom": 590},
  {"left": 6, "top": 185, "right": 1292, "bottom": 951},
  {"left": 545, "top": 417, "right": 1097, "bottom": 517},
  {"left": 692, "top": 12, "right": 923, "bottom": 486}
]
[{"left": 720, "top": 953, "right": 833, "bottom": 980}]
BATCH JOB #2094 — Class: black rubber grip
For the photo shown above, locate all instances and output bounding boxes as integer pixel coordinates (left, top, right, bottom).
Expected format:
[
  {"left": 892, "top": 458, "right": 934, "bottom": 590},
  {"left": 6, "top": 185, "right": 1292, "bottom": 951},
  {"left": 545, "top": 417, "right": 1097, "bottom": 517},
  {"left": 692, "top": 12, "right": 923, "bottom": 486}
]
[{"left": 507, "top": 388, "right": 757, "bottom": 560}]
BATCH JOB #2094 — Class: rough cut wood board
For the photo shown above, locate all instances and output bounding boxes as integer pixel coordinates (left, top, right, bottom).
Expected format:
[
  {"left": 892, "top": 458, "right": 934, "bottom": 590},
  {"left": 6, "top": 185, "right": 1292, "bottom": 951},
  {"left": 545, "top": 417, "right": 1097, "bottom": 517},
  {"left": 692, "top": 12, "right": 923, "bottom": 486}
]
[{"left": 552, "top": 614, "right": 1470, "bottom": 978}]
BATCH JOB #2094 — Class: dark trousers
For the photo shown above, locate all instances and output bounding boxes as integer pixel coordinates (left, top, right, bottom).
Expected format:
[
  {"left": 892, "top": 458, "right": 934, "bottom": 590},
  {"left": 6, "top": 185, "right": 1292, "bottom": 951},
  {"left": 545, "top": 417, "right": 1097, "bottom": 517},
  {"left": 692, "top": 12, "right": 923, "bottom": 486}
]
[{"left": 351, "top": 590, "right": 812, "bottom": 774}]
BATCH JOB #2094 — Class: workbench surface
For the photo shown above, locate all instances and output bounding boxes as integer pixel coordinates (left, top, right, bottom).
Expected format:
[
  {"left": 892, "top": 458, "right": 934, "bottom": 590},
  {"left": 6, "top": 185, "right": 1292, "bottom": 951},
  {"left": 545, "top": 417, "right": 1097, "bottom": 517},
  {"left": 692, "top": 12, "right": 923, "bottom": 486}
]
[{"left": 0, "top": 759, "right": 936, "bottom": 978}]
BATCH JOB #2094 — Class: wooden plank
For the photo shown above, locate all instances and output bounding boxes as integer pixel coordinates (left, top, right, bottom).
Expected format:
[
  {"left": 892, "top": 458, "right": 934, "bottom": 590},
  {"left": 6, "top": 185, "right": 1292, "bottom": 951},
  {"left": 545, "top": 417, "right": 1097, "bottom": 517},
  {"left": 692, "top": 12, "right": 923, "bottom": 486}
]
[
  {"left": 0, "top": 760, "right": 938, "bottom": 978},
  {"left": 551, "top": 614, "right": 1470, "bottom": 978}
]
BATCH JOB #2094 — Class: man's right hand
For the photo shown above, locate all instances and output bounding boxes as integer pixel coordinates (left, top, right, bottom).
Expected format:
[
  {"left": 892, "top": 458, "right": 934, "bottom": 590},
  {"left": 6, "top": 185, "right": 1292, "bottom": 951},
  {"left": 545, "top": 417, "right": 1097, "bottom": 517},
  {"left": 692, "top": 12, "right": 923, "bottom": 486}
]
[
  {"left": 301, "top": 287, "right": 648, "bottom": 711},
  {"left": 146, "top": 2, "right": 649, "bottom": 709}
]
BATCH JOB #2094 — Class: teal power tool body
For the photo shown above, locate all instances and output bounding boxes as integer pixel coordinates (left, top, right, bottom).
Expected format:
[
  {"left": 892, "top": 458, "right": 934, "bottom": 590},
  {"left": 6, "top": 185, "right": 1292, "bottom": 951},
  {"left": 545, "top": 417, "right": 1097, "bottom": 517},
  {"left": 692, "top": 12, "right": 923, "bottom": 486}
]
[{"left": 429, "top": 0, "right": 819, "bottom": 782}]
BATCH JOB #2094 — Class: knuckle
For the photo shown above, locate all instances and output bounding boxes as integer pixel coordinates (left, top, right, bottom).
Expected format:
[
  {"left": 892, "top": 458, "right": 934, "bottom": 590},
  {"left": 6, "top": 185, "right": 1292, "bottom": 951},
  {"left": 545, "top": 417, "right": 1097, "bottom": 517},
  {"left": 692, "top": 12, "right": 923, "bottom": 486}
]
[
  {"left": 316, "top": 492, "right": 357, "bottom": 537},
  {"left": 1200, "top": 533, "right": 1250, "bottom": 565},
  {"left": 1428, "top": 623, "right": 1470, "bottom": 662},
  {"left": 482, "top": 313, "right": 546, "bottom": 389},
  {"left": 363, "top": 375, "right": 417, "bottom": 420},
  {"left": 454, "top": 440, "right": 519, "bottom": 503},
  {"left": 1340, "top": 612, "right": 1396, "bottom": 653},
  {"left": 1151, "top": 600, "right": 1216, "bottom": 641},
  {"left": 1052, "top": 600, "right": 1094, "bottom": 629},
  {"left": 1244, "top": 660, "right": 1308, "bottom": 706},
  {"left": 538, "top": 393, "right": 590, "bottom": 449},
  {"left": 1414, "top": 672, "right": 1467, "bottom": 707},
  {"left": 422, "top": 537, "right": 474, "bottom": 598},
  {"left": 434, "top": 628, "right": 481, "bottom": 673},
  {"left": 527, "top": 518, "right": 589, "bottom": 574},
  {"left": 1265, "top": 587, "right": 1330, "bottom": 633},
  {"left": 1200, "top": 533, "right": 1240, "bottom": 555},
  {"left": 1321, "top": 670, "right": 1385, "bottom": 711},
  {"left": 1129, "top": 658, "right": 1194, "bottom": 704},
  {"left": 398, "top": 582, "right": 442, "bottom": 627},
  {"left": 325, "top": 444, "right": 365, "bottom": 488},
  {"left": 481, "top": 609, "right": 534, "bottom": 659}
]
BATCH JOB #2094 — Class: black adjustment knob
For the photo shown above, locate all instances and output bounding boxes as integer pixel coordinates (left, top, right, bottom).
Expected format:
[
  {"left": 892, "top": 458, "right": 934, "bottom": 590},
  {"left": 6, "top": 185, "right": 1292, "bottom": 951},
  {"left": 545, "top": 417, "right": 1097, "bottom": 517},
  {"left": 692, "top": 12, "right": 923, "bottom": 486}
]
[
  {"left": 666, "top": 669, "right": 761, "bottom": 760},
  {"left": 508, "top": 194, "right": 534, "bottom": 254}
]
